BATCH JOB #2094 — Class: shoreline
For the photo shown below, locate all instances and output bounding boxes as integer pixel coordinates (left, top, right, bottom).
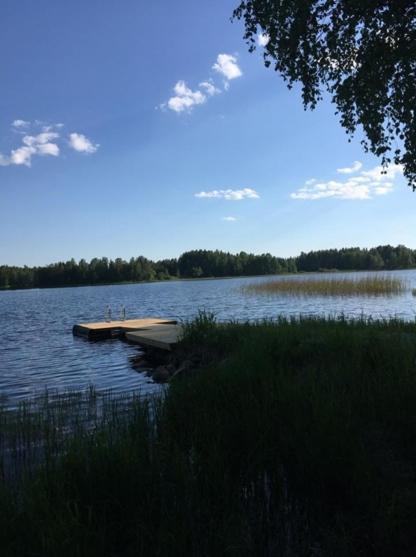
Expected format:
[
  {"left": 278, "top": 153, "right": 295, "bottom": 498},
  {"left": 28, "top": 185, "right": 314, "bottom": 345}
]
[
  {"left": 2, "top": 316, "right": 416, "bottom": 555},
  {"left": 1, "top": 267, "right": 415, "bottom": 293}
]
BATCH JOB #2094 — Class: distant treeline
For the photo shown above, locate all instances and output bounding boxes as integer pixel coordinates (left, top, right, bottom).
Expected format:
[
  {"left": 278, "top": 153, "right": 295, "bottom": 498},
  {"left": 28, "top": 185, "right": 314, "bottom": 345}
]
[{"left": 1, "top": 245, "right": 415, "bottom": 290}]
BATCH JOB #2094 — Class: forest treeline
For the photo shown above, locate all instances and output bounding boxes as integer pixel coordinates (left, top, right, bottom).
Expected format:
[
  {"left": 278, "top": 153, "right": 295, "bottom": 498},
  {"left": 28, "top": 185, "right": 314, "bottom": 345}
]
[{"left": 1, "top": 245, "right": 415, "bottom": 290}]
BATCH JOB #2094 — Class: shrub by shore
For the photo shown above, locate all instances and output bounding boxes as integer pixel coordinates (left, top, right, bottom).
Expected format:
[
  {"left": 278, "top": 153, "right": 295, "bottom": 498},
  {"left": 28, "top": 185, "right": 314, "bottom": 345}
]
[{"left": 1, "top": 315, "right": 416, "bottom": 556}]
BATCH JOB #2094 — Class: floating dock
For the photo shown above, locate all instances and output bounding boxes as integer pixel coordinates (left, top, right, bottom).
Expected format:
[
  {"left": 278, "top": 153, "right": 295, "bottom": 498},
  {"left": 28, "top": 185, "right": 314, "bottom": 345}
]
[
  {"left": 73, "top": 317, "right": 177, "bottom": 341},
  {"left": 125, "top": 325, "right": 183, "bottom": 351}
]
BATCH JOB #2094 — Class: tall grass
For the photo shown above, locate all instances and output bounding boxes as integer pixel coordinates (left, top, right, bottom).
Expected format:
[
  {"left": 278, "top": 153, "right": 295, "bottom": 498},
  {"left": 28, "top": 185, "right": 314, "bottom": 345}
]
[
  {"left": 0, "top": 387, "right": 156, "bottom": 484},
  {"left": 243, "top": 274, "right": 407, "bottom": 297},
  {"left": 1, "top": 316, "right": 416, "bottom": 555}
]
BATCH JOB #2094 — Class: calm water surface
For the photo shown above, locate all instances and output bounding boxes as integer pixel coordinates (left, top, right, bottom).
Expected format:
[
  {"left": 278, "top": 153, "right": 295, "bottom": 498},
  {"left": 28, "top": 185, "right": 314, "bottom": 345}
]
[{"left": 1, "top": 270, "right": 415, "bottom": 405}]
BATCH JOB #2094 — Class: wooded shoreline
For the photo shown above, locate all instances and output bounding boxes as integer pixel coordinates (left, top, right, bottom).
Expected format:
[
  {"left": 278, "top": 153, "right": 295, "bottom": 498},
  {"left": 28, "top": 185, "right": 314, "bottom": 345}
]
[{"left": 1, "top": 244, "right": 415, "bottom": 290}]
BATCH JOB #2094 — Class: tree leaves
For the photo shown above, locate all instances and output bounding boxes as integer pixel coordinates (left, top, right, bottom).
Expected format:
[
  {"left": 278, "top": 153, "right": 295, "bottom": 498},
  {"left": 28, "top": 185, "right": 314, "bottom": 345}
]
[{"left": 233, "top": 0, "right": 416, "bottom": 191}]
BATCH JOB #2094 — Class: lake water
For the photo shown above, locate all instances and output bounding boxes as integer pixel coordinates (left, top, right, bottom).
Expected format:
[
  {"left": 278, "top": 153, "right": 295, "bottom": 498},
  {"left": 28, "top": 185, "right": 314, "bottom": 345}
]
[{"left": 0, "top": 270, "right": 415, "bottom": 406}]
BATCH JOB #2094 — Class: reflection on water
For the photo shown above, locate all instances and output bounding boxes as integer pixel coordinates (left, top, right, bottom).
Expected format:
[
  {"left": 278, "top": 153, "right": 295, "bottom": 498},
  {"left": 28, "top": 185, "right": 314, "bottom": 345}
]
[{"left": 0, "top": 270, "right": 415, "bottom": 405}]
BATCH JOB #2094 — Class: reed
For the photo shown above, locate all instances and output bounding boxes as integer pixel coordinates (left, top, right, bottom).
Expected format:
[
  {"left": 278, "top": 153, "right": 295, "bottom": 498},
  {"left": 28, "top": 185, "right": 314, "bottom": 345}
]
[
  {"left": 242, "top": 274, "right": 407, "bottom": 297},
  {"left": 1, "top": 315, "right": 416, "bottom": 556}
]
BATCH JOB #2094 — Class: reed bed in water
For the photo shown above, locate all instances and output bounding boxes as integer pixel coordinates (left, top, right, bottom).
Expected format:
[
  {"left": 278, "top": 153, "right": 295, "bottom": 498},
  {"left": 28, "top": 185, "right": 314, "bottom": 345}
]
[
  {"left": 1, "top": 314, "right": 416, "bottom": 556},
  {"left": 242, "top": 274, "right": 407, "bottom": 297},
  {"left": 0, "top": 387, "right": 159, "bottom": 484}
]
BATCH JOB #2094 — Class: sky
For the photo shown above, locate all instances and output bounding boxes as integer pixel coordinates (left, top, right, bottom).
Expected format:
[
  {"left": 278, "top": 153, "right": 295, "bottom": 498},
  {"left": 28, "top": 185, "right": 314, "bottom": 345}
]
[{"left": 1, "top": 0, "right": 414, "bottom": 266}]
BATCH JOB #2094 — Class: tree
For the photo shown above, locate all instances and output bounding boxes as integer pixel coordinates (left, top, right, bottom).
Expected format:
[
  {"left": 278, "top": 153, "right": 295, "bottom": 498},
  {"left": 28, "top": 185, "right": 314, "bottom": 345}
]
[{"left": 233, "top": 1, "right": 416, "bottom": 190}]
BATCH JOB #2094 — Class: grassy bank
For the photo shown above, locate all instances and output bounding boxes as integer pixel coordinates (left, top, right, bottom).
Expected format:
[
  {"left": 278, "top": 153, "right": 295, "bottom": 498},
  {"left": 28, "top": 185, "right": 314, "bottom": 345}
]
[
  {"left": 242, "top": 274, "right": 407, "bottom": 297},
  {"left": 1, "top": 315, "right": 416, "bottom": 556}
]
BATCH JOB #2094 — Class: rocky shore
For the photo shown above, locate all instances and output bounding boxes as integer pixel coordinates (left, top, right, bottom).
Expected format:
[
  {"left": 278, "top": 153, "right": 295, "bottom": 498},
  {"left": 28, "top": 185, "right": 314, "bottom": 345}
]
[{"left": 130, "top": 346, "right": 200, "bottom": 383}]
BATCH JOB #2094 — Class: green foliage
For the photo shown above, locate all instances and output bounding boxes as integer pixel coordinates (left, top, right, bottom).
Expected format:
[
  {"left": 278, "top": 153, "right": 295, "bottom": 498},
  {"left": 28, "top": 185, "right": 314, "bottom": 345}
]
[
  {"left": 179, "top": 310, "right": 224, "bottom": 362},
  {"left": 296, "top": 244, "right": 416, "bottom": 272},
  {"left": 233, "top": 1, "right": 416, "bottom": 190},
  {"left": 177, "top": 249, "right": 294, "bottom": 278},
  {"left": 2, "top": 317, "right": 416, "bottom": 555},
  {"left": 181, "top": 309, "right": 218, "bottom": 338},
  {"left": 1, "top": 244, "right": 416, "bottom": 290}
]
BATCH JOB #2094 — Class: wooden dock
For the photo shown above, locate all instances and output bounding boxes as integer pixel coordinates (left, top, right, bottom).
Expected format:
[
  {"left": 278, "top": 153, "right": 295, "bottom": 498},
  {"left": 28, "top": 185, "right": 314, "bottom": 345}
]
[
  {"left": 73, "top": 317, "right": 177, "bottom": 340},
  {"left": 125, "top": 325, "right": 183, "bottom": 351}
]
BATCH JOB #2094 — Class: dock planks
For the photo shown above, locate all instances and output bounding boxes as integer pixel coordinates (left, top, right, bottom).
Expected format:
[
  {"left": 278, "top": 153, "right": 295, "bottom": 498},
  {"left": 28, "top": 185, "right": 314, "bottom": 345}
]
[
  {"left": 125, "top": 325, "right": 183, "bottom": 351},
  {"left": 73, "top": 318, "right": 177, "bottom": 340}
]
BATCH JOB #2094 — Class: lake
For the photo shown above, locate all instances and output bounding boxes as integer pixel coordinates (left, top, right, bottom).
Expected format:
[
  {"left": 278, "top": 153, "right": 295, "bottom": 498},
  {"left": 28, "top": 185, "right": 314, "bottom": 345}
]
[{"left": 0, "top": 270, "right": 415, "bottom": 406}]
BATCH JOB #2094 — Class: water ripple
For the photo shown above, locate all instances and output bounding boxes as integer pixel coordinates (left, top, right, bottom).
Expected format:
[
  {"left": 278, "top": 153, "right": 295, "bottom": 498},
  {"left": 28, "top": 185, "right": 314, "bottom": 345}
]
[{"left": 0, "top": 270, "right": 415, "bottom": 406}]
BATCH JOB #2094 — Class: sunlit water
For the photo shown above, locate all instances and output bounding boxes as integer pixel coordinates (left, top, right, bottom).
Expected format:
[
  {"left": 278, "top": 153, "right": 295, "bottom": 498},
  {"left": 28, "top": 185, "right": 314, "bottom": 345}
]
[{"left": 0, "top": 270, "right": 415, "bottom": 406}]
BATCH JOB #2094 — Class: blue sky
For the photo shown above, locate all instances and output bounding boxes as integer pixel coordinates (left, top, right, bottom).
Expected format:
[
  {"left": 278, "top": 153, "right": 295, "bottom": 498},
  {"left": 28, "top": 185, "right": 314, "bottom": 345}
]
[{"left": 1, "top": 0, "right": 414, "bottom": 266}]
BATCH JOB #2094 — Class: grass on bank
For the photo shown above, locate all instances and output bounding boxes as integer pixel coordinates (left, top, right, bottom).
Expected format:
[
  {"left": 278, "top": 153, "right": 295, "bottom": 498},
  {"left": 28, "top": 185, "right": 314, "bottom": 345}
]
[
  {"left": 1, "top": 314, "right": 416, "bottom": 556},
  {"left": 242, "top": 274, "right": 407, "bottom": 297}
]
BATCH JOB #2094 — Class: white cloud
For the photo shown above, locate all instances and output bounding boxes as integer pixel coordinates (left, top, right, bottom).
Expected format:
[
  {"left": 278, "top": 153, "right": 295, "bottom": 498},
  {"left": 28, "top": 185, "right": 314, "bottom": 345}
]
[
  {"left": 23, "top": 132, "right": 59, "bottom": 146},
  {"left": 361, "top": 165, "right": 403, "bottom": 182},
  {"left": 161, "top": 53, "right": 242, "bottom": 115},
  {"left": 258, "top": 33, "right": 270, "bottom": 47},
  {"left": 68, "top": 132, "right": 99, "bottom": 154},
  {"left": 199, "top": 80, "right": 220, "bottom": 96},
  {"left": 195, "top": 188, "right": 259, "bottom": 201},
  {"left": 291, "top": 164, "right": 403, "bottom": 200},
  {"left": 337, "top": 160, "right": 363, "bottom": 174},
  {"left": 164, "top": 80, "right": 207, "bottom": 113},
  {"left": 5, "top": 131, "right": 60, "bottom": 167},
  {"left": 12, "top": 119, "right": 30, "bottom": 129},
  {"left": 222, "top": 216, "right": 237, "bottom": 221},
  {"left": 10, "top": 146, "right": 36, "bottom": 166},
  {"left": 212, "top": 54, "right": 242, "bottom": 80},
  {"left": 37, "top": 143, "right": 60, "bottom": 156},
  {"left": 0, "top": 121, "right": 98, "bottom": 168}
]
